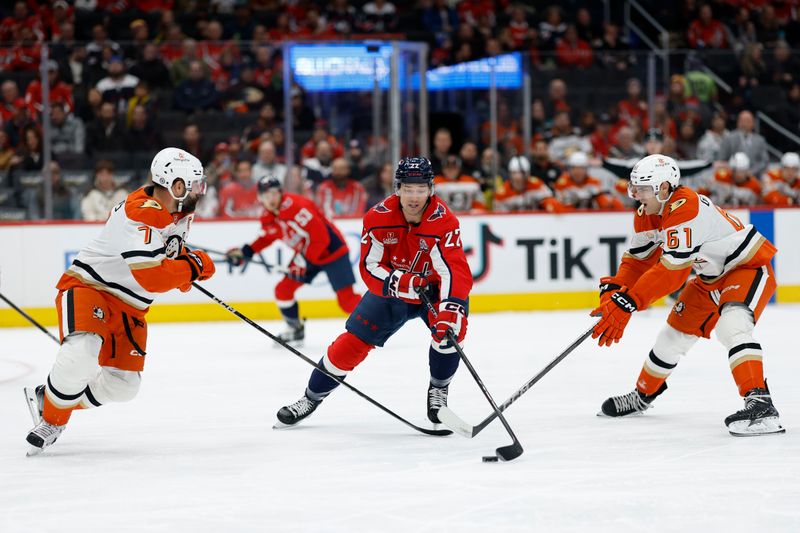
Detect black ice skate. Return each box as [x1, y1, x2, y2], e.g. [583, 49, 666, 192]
[599, 382, 668, 417]
[427, 383, 449, 424]
[275, 319, 305, 347]
[274, 394, 320, 428]
[23, 384, 45, 425]
[725, 385, 785, 437]
[26, 420, 65, 456]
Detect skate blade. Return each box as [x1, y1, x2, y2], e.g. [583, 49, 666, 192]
[23, 387, 41, 425]
[596, 410, 645, 418]
[26, 445, 44, 457]
[272, 420, 298, 430]
[728, 417, 786, 437]
[273, 340, 304, 349]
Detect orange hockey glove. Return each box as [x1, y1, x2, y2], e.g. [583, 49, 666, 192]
[590, 289, 639, 347]
[178, 249, 216, 282]
[598, 276, 622, 306]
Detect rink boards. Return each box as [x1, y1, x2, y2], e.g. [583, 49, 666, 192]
[1, 207, 798, 327]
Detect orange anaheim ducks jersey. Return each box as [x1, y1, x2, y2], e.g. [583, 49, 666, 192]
[762, 168, 800, 206]
[553, 172, 623, 209]
[57, 187, 197, 312]
[611, 186, 776, 309]
[433, 174, 486, 213]
[493, 177, 566, 213]
[710, 168, 762, 207]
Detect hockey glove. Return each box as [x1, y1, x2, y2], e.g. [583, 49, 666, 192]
[383, 270, 428, 301]
[432, 300, 468, 345]
[287, 263, 307, 281]
[226, 244, 254, 268]
[591, 290, 638, 347]
[178, 249, 216, 282]
[598, 276, 622, 306]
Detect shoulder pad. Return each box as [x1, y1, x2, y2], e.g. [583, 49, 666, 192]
[124, 190, 172, 228]
[662, 188, 699, 227]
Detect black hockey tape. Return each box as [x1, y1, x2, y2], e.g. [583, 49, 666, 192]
[482, 456, 499, 462]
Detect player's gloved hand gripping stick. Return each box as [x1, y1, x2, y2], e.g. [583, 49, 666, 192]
[186, 243, 291, 276]
[417, 288, 523, 462]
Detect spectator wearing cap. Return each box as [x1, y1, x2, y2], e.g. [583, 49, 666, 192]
[554, 151, 622, 210]
[697, 111, 729, 162]
[430, 128, 453, 176]
[710, 152, 761, 207]
[434, 155, 486, 214]
[126, 105, 162, 152]
[547, 111, 592, 165]
[80, 160, 127, 221]
[253, 140, 287, 184]
[617, 78, 647, 126]
[50, 102, 85, 157]
[590, 113, 615, 158]
[555, 24, 593, 69]
[218, 159, 262, 218]
[608, 126, 644, 160]
[24, 60, 74, 119]
[173, 60, 219, 113]
[96, 56, 140, 112]
[130, 44, 172, 90]
[86, 102, 126, 156]
[315, 158, 367, 218]
[687, 3, 728, 49]
[763, 152, 800, 206]
[124, 18, 150, 62]
[346, 139, 374, 182]
[718, 110, 768, 176]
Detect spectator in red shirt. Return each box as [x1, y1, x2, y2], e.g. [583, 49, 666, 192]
[0, 80, 25, 124]
[688, 3, 728, 49]
[617, 78, 647, 126]
[25, 60, 74, 119]
[300, 122, 345, 161]
[218, 159, 263, 218]
[507, 4, 531, 49]
[591, 113, 615, 158]
[0, 1, 44, 42]
[315, 158, 367, 218]
[556, 24, 593, 68]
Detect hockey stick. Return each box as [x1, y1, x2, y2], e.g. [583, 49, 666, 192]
[0, 291, 59, 344]
[437, 322, 597, 438]
[191, 282, 452, 437]
[186, 243, 290, 275]
[418, 290, 523, 462]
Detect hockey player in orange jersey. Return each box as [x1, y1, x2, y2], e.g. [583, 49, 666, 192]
[763, 152, 800, 206]
[493, 156, 567, 213]
[433, 154, 486, 213]
[591, 154, 784, 436]
[24, 147, 216, 454]
[553, 151, 623, 210]
[709, 152, 762, 207]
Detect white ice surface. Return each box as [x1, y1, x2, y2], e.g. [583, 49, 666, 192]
[2, 305, 799, 532]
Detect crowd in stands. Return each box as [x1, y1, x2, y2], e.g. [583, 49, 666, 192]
[1, 1, 800, 221]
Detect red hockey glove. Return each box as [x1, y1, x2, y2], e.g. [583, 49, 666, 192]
[432, 300, 468, 345]
[590, 290, 638, 347]
[178, 249, 216, 282]
[383, 270, 428, 301]
[226, 244, 254, 268]
[286, 257, 307, 281]
[598, 276, 622, 306]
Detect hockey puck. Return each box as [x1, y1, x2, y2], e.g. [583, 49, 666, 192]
[482, 455, 499, 462]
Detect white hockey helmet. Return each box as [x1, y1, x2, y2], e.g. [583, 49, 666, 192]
[729, 152, 750, 171]
[628, 153, 680, 201]
[508, 155, 530, 174]
[781, 152, 800, 168]
[567, 151, 589, 167]
[150, 147, 207, 201]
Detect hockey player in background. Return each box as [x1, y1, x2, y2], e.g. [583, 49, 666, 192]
[275, 157, 473, 427]
[493, 155, 567, 213]
[591, 154, 783, 436]
[225, 176, 360, 344]
[709, 152, 762, 207]
[24, 148, 216, 454]
[763, 152, 800, 206]
[554, 151, 623, 209]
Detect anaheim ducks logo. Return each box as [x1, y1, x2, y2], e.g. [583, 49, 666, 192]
[669, 198, 687, 212]
[673, 300, 685, 316]
[164, 235, 183, 259]
[141, 199, 162, 210]
[637, 204, 645, 216]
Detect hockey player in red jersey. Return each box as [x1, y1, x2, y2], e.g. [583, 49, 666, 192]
[24, 147, 216, 454]
[225, 177, 360, 344]
[275, 157, 473, 427]
[592, 154, 783, 436]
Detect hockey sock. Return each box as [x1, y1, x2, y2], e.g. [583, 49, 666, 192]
[280, 302, 301, 328]
[42, 393, 80, 426]
[428, 345, 459, 388]
[306, 357, 344, 401]
[636, 325, 698, 395]
[306, 332, 374, 401]
[716, 305, 766, 396]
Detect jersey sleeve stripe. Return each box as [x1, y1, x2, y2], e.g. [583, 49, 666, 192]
[658, 256, 693, 270]
[429, 242, 452, 300]
[128, 260, 163, 271]
[628, 241, 658, 256]
[121, 247, 167, 259]
[71, 259, 154, 305]
[722, 226, 758, 267]
[364, 233, 390, 281]
[662, 245, 701, 259]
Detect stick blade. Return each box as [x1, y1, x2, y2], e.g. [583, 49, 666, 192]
[496, 443, 524, 462]
[436, 406, 475, 438]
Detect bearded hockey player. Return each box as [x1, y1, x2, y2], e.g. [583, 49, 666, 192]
[591, 153, 783, 436]
[275, 157, 473, 427]
[24, 148, 216, 454]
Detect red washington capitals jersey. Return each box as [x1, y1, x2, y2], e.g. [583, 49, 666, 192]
[360, 194, 472, 302]
[249, 193, 348, 265]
